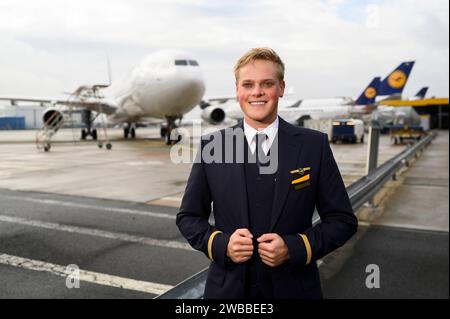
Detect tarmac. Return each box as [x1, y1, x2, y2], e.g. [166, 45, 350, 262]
[0, 126, 447, 298]
[0, 126, 406, 205]
[322, 131, 449, 298]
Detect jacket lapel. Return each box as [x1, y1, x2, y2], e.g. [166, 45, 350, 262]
[269, 118, 303, 231]
[230, 121, 249, 228]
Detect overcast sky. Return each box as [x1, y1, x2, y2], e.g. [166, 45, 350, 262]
[0, 0, 448, 101]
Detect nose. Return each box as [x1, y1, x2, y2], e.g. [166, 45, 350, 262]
[251, 84, 265, 97]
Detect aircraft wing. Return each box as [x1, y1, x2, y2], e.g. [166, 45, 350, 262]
[0, 96, 57, 105]
[0, 96, 117, 115]
[199, 97, 236, 109]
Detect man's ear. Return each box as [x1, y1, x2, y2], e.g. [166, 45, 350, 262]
[280, 80, 286, 97]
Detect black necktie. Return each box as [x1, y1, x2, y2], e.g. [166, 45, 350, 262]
[255, 133, 268, 167]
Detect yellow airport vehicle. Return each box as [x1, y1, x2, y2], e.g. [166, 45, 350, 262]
[388, 124, 425, 144]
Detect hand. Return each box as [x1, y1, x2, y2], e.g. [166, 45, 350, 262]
[227, 228, 254, 263]
[257, 233, 290, 267]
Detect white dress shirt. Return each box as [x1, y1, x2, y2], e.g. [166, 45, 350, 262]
[243, 117, 279, 155]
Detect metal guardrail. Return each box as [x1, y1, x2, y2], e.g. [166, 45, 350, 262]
[347, 132, 435, 213]
[157, 132, 436, 299]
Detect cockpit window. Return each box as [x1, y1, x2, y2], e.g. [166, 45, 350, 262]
[175, 60, 188, 66]
[175, 59, 199, 66]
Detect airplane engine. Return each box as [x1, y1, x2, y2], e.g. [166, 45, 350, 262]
[42, 107, 64, 131]
[201, 106, 226, 125]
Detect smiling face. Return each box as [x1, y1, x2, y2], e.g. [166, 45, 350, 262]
[236, 59, 285, 129]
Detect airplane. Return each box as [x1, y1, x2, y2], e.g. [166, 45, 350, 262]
[372, 61, 446, 108]
[0, 50, 206, 150]
[367, 60, 448, 110]
[414, 87, 428, 99]
[376, 61, 415, 99]
[279, 77, 381, 125]
[200, 76, 381, 126]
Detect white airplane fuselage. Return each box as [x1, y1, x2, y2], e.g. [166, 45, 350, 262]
[278, 105, 351, 123]
[224, 99, 351, 123]
[103, 50, 205, 123]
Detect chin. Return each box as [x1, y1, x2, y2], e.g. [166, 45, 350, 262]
[249, 115, 273, 124]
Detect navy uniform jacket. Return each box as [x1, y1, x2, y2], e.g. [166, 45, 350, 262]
[176, 117, 358, 299]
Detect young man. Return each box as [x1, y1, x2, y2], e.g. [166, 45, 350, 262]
[176, 48, 357, 299]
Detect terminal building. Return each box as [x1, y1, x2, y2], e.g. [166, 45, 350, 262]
[0, 104, 84, 130]
[0, 104, 43, 130]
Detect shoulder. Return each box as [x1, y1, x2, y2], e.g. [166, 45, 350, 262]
[200, 122, 244, 144]
[280, 118, 327, 142]
[295, 126, 326, 140]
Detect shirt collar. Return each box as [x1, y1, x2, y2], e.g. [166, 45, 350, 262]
[243, 116, 279, 145]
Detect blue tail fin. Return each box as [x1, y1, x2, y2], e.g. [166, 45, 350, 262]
[354, 77, 381, 105]
[378, 61, 415, 96]
[415, 87, 428, 99]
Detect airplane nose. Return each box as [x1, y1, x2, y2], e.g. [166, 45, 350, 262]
[180, 76, 205, 102]
[164, 74, 205, 116]
[191, 77, 206, 97]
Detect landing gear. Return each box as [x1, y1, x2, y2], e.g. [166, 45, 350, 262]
[163, 116, 182, 145]
[81, 128, 97, 140]
[80, 110, 111, 150]
[80, 110, 98, 140]
[160, 126, 168, 138]
[123, 123, 136, 139]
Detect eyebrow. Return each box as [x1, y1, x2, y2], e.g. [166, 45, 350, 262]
[241, 79, 276, 83]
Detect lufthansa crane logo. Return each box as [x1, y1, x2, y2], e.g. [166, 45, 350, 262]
[364, 87, 377, 99]
[388, 70, 407, 89]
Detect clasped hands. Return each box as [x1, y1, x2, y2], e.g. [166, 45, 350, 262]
[226, 228, 290, 267]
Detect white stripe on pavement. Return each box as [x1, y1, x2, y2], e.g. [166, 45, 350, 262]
[0, 194, 176, 220]
[159, 196, 183, 202]
[0, 253, 173, 295]
[0, 215, 193, 251]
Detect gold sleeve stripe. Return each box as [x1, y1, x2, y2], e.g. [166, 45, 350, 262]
[299, 234, 312, 265]
[208, 231, 223, 261]
[291, 174, 310, 185]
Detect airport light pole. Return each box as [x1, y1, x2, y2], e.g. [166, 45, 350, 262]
[365, 120, 381, 206]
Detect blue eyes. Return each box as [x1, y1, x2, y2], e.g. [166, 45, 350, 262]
[242, 83, 274, 88]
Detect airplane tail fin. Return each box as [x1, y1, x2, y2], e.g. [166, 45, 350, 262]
[354, 77, 381, 105]
[415, 87, 428, 99]
[378, 61, 415, 96]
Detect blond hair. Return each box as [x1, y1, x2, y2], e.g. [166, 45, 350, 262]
[234, 47, 285, 81]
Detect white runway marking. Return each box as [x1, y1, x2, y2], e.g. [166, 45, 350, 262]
[0, 194, 176, 220]
[0, 215, 193, 251]
[0, 253, 173, 295]
[125, 160, 165, 166]
[159, 196, 183, 202]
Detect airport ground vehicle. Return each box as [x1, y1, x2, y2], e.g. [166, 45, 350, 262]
[388, 124, 425, 144]
[303, 119, 333, 140]
[331, 118, 364, 143]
